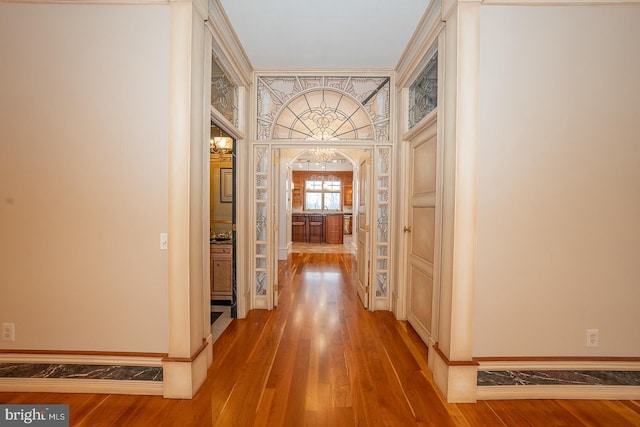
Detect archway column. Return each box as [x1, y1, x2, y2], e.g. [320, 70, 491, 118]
[429, 0, 481, 403]
[164, 0, 211, 399]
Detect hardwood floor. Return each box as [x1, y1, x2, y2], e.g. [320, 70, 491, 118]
[1, 252, 639, 426]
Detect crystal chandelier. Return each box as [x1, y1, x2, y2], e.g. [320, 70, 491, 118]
[309, 147, 336, 163]
[210, 136, 233, 154]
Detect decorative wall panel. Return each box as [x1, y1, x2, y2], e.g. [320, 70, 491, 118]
[375, 146, 391, 297]
[257, 76, 391, 141]
[408, 52, 438, 129]
[254, 145, 269, 296]
[211, 55, 239, 127]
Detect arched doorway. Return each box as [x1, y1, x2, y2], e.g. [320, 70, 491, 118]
[249, 75, 394, 312]
[285, 149, 358, 253]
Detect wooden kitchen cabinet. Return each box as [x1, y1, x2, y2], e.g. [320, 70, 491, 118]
[210, 244, 232, 301]
[292, 176, 304, 210]
[343, 184, 353, 207]
[324, 213, 344, 244]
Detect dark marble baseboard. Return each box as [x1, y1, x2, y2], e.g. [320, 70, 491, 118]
[0, 363, 162, 381]
[478, 370, 640, 386]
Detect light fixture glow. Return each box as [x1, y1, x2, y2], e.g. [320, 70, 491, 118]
[309, 147, 336, 163]
[210, 136, 233, 154]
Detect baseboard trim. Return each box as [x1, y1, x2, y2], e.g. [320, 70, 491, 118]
[162, 339, 208, 363]
[475, 359, 640, 400]
[0, 349, 166, 358]
[0, 352, 164, 367]
[374, 297, 389, 311]
[0, 378, 163, 395]
[254, 295, 268, 309]
[0, 352, 164, 396]
[476, 385, 640, 400]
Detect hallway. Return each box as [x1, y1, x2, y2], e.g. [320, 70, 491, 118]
[1, 253, 639, 425]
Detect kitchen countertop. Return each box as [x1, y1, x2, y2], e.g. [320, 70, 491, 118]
[210, 239, 232, 245]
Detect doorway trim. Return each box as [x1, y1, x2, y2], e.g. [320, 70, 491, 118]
[249, 141, 393, 312]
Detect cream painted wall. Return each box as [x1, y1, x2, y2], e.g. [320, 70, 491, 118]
[475, 6, 640, 357]
[0, 3, 170, 352]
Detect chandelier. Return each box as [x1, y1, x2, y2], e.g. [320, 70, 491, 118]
[210, 125, 233, 156]
[309, 147, 336, 163]
[210, 136, 233, 154]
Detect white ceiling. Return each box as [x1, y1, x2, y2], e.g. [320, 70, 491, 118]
[218, 0, 430, 69]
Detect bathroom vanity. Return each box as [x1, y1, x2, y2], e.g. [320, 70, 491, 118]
[210, 241, 232, 301]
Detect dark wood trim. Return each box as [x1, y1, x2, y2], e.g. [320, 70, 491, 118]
[474, 356, 640, 363]
[162, 339, 208, 363]
[432, 343, 479, 366]
[0, 349, 167, 358]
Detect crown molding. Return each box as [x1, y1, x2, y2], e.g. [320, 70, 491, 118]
[207, 0, 252, 87]
[396, 0, 443, 88]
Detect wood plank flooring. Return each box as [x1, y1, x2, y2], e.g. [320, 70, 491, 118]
[1, 252, 639, 426]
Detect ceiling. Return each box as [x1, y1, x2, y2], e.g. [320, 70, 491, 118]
[217, 0, 430, 69]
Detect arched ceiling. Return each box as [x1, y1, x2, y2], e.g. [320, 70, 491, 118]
[217, 0, 430, 69]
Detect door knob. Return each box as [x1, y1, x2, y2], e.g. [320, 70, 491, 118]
[404, 226, 412, 233]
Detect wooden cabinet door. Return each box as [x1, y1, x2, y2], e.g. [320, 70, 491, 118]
[344, 184, 353, 207]
[211, 245, 232, 300]
[325, 214, 344, 244]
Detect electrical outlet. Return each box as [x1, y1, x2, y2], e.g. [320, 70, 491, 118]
[587, 329, 599, 347]
[2, 323, 15, 341]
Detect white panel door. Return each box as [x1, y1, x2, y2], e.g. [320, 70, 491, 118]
[407, 122, 438, 344]
[356, 153, 370, 308]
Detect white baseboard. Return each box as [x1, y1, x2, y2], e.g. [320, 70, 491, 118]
[253, 295, 268, 309]
[477, 360, 640, 371]
[477, 385, 640, 400]
[374, 297, 389, 311]
[476, 359, 640, 400]
[0, 353, 163, 367]
[0, 378, 163, 395]
[279, 246, 289, 260]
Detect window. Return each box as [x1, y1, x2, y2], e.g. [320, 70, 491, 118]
[408, 51, 438, 129]
[304, 177, 342, 211]
[256, 75, 391, 141]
